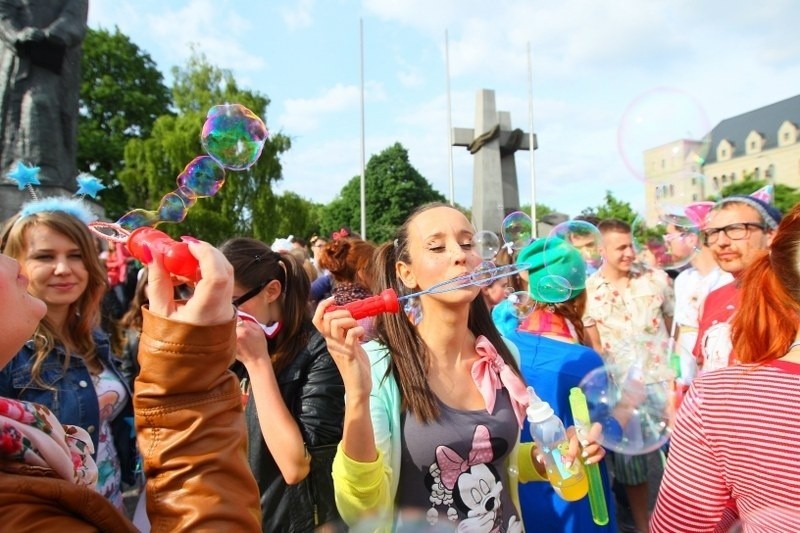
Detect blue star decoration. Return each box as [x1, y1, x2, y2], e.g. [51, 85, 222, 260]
[75, 174, 106, 198]
[7, 161, 40, 190]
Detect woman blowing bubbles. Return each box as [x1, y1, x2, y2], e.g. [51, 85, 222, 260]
[314, 203, 605, 531]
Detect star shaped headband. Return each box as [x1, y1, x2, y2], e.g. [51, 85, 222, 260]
[6, 163, 106, 224]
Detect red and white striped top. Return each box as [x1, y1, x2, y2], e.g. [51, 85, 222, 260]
[651, 360, 800, 532]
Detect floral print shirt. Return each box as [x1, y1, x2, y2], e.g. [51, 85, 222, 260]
[92, 366, 128, 509]
[584, 267, 674, 376]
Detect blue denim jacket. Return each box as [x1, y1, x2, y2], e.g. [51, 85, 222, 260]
[0, 330, 137, 484]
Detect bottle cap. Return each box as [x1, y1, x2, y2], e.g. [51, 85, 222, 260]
[526, 386, 554, 423]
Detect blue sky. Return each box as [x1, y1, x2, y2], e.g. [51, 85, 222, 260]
[88, 0, 800, 218]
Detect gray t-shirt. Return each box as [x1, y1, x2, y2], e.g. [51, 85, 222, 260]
[396, 388, 523, 532]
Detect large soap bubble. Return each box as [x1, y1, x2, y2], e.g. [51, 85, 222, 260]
[579, 335, 677, 455]
[632, 206, 703, 271]
[471, 230, 501, 260]
[548, 220, 602, 273]
[617, 86, 711, 182]
[501, 211, 534, 250]
[201, 103, 268, 170]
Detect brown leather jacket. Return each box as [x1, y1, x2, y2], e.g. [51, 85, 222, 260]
[0, 309, 261, 532]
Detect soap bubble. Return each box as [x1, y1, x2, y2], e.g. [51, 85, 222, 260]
[548, 221, 602, 273]
[117, 209, 159, 231]
[632, 207, 702, 271]
[201, 103, 268, 170]
[177, 156, 226, 197]
[579, 336, 677, 455]
[471, 260, 497, 287]
[534, 274, 573, 303]
[501, 211, 533, 250]
[617, 87, 711, 182]
[472, 230, 501, 260]
[506, 290, 536, 319]
[157, 189, 197, 223]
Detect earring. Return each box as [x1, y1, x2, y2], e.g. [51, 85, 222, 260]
[404, 296, 422, 325]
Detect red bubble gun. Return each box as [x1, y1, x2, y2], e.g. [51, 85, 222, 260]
[326, 288, 400, 319]
[127, 227, 200, 282]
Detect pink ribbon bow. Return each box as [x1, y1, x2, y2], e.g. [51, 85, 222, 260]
[436, 425, 494, 490]
[471, 336, 529, 428]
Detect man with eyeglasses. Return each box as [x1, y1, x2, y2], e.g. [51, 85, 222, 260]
[693, 195, 782, 373]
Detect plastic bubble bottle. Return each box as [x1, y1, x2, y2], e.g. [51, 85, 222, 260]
[526, 387, 589, 502]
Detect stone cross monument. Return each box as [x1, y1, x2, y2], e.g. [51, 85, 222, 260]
[452, 89, 537, 233]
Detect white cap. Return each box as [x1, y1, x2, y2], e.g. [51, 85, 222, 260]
[526, 386, 554, 423]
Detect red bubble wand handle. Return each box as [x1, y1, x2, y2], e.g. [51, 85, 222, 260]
[325, 263, 532, 320]
[88, 222, 201, 282]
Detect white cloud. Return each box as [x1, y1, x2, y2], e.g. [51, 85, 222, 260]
[281, 0, 315, 30]
[278, 81, 386, 134]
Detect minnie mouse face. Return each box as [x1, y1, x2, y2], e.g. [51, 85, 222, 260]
[452, 462, 503, 520]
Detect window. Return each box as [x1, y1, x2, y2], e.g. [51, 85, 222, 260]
[691, 176, 696, 185]
[669, 184, 674, 196]
[754, 167, 760, 179]
[713, 177, 719, 190]
[750, 141, 756, 150]
[661, 159, 665, 169]
[656, 188, 661, 199]
[785, 132, 790, 141]
[692, 194, 699, 201]
[767, 164, 775, 180]
[722, 149, 727, 158]
[731, 172, 736, 182]
[722, 175, 728, 184]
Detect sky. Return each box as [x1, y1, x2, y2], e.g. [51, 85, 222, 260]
[87, 0, 800, 219]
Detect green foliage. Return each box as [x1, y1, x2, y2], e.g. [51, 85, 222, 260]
[78, 27, 172, 219]
[319, 143, 446, 243]
[712, 176, 800, 215]
[519, 203, 555, 220]
[118, 52, 290, 245]
[272, 192, 324, 242]
[580, 190, 638, 224]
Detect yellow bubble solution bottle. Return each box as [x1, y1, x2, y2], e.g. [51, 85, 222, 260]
[526, 387, 589, 502]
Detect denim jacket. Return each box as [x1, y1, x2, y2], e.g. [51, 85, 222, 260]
[0, 329, 137, 485]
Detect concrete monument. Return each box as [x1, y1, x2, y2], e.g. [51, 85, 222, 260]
[0, 0, 88, 221]
[453, 89, 537, 233]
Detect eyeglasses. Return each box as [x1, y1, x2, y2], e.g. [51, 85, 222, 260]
[232, 281, 269, 307]
[702, 222, 766, 245]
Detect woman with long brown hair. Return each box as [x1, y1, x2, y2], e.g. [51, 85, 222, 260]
[0, 210, 136, 509]
[651, 203, 800, 532]
[219, 237, 345, 532]
[315, 203, 605, 530]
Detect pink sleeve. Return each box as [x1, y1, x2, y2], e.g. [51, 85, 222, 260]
[650, 381, 730, 532]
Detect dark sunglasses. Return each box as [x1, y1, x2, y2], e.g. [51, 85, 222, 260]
[232, 280, 270, 307]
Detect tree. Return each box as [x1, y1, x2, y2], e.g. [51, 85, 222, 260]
[580, 191, 638, 224]
[319, 143, 445, 243]
[713, 176, 800, 215]
[79, 27, 172, 219]
[519, 203, 556, 220]
[119, 52, 291, 245]
[273, 192, 323, 242]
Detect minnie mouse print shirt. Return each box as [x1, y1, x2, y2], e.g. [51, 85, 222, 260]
[396, 388, 523, 532]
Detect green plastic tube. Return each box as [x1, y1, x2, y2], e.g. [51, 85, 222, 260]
[569, 387, 609, 526]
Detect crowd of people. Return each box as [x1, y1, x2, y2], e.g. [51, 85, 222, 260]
[0, 189, 798, 532]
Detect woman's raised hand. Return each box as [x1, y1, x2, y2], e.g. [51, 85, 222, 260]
[147, 239, 235, 326]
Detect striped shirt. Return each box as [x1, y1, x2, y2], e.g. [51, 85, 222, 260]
[651, 360, 800, 532]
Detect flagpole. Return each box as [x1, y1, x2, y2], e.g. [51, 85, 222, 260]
[359, 18, 367, 239]
[445, 29, 454, 206]
[527, 41, 537, 238]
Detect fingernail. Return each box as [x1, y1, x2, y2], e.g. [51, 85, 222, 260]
[140, 243, 153, 264]
[581, 440, 590, 447]
[180, 235, 200, 243]
[564, 460, 573, 469]
[582, 450, 589, 459]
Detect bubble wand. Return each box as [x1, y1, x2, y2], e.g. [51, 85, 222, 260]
[89, 104, 268, 281]
[569, 387, 609, 526]
[327, 263, 532, 319]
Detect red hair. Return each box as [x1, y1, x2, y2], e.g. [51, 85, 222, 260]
[732, 204, 800, 364]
